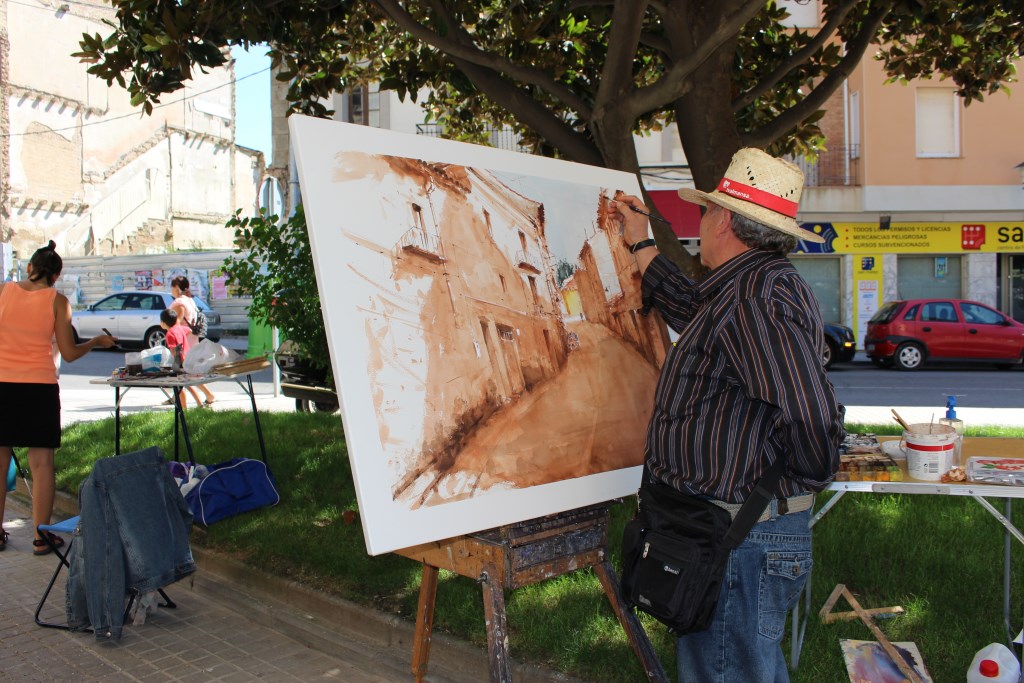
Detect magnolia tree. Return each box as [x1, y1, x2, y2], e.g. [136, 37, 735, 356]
[76, 1, 1023, 369]
[77, 0, 1023, 266]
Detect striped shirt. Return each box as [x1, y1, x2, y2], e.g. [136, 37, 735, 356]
[641, 249, 844, 503]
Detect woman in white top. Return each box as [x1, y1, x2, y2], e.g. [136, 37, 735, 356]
[170, 276, 215, 407]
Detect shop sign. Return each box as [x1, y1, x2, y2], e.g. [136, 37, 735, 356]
[794, 222, 1024, 254]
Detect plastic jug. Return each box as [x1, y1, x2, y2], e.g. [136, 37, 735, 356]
[967, 643, 1020, 683]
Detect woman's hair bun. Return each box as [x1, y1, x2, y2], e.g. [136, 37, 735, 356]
[46, 240, 56, 250]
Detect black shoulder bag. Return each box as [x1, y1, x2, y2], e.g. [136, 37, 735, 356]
[619, 458, 786, 634]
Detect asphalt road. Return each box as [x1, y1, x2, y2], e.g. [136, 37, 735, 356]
[826, 355, 1024, 409]
[59, 341, 1023, 412]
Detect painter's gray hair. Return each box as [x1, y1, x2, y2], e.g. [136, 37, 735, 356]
[729, 212, 798, 255]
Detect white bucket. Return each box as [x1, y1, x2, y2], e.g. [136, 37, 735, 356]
[903, 423, 957, 481]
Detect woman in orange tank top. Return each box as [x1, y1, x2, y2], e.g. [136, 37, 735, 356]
[0, 241, 116, 554]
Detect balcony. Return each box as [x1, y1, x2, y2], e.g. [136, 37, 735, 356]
[398, 228, 446, 263]
[416, 123, 533, 154]
[788, 145, 860, 187]
[514, 250, 542, 273]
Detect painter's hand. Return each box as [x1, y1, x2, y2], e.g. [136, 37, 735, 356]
[611, 195, 652, 246]
[94, 334, 117, 349]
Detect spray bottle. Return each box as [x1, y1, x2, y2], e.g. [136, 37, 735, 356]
[938, 395, 964, 469]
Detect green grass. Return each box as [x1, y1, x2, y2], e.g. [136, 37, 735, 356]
[53, 413, 1024, 682]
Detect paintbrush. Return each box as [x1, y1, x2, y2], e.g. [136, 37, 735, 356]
[891, 409, 911, 431]
[610, 199, 672, 225]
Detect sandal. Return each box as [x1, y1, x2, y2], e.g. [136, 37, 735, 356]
[203, 399, 215, 407]
[0, 529, 8, 551]
[33, 531, 64, 556]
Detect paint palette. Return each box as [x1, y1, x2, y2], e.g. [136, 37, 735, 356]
[839, 433, 882, 455]
[966, 457, 1024, 486]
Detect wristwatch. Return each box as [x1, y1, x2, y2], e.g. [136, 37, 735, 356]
[629, 238, 657, 254]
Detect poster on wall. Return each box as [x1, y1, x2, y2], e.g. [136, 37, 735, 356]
[187, 269, 209, 300]
[135, 270, 153, 290]
[290, 115, 667, 554]
[211, 274, 229, 300]
[111, 275, 124, 293]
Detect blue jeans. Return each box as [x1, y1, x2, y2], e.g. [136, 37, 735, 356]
[676, 504, 812, 683]
[66, 447, 195, 639]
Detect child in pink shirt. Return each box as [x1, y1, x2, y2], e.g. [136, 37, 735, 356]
[160, 308, 202, 408]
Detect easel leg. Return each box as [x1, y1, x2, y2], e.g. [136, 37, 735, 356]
[594, 561, 669, 683]
[412, 564, 439, 683]
[480, 564, 513, 683]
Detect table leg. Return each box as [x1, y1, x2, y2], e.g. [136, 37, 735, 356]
[174, 388, 197, 466]
[173, 388, 180, 460]
[115, 386, 122, 455]
[246, 375, 268, 463]
[1005, 498, 1013, 646]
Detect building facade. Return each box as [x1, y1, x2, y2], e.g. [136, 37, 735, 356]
[265, 0, 1023, 346]
[0, 0, 262, 279]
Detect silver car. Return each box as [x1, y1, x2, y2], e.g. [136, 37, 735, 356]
[71, 290, 223, 348]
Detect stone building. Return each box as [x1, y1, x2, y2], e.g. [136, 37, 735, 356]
[0, 0, 262, 276]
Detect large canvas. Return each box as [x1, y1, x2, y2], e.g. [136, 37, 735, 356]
[290, 116, 667, 554]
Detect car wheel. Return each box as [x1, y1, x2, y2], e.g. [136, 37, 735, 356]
[822, 340, 836, 369]
[145, 327, 166, 348]
[295, 399, 312, 413]
[313, 401, 339, 413]
[893, 342, 925, 371]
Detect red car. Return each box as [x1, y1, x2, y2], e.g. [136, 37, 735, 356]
[865, 299, 1024, 370]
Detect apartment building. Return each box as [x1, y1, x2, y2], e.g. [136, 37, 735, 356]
[0, 0, 262, 279]
[266, 1, 1023, 345]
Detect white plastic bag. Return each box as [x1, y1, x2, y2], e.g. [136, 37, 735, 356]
[140, 346, 172, 372]
[183, 339, 239, 375]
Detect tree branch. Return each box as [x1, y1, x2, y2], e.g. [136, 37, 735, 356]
[371, 0, 595, 118]
[732, 0, 861, 113]
[592, 1, 649, 119]
[451, 56, 605, 167]
[742, 0, 896, 148]
[627, 0, 764, 118]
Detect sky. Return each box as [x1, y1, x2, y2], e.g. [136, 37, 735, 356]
[231, 45, 273, 159]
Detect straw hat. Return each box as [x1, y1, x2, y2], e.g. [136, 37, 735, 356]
[678, 148, 823, 244]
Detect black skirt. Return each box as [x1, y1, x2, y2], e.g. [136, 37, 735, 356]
[0, 382, 61, 448]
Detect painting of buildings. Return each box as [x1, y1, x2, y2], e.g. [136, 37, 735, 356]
[291, 116, 667, 554]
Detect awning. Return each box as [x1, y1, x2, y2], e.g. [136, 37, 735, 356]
[647, 190, 702, 239]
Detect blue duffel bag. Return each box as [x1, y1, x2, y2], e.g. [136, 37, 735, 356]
[184, 458, 280, 526]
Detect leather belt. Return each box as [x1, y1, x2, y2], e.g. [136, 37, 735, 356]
[711, 493, 815, 523]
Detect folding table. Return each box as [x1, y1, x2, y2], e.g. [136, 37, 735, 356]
[91, 367, 269, 465]
[790, 436, 1024, 669]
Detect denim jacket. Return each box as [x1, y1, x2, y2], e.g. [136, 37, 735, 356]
[66, 447, 195, 640]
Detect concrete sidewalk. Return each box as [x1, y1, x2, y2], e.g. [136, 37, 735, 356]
[1, 494, 579, 683]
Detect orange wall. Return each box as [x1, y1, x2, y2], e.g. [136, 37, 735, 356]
[856, 57, 1024, 187]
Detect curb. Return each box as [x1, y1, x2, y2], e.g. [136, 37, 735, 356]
[21, 485, 590, 683]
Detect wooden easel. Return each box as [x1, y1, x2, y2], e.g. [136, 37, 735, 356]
[395, 503, 668, 682]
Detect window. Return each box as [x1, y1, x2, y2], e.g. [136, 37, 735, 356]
[961, 302, 1004, 325]
[344, 86, 381, 127]
[903, 304, 919, 320]
[920, 302, 957, 322]
[412, 203, 426, 233]
[849, 91, 860, 158]
[95, 294, 129, 311]
[916, 88, 960, 157]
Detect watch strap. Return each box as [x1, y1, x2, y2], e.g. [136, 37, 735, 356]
[629, 238, 657, 253]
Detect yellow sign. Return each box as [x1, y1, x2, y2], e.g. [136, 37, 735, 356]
[803, 222, 1024, 254]
[852, 255, 884, 347]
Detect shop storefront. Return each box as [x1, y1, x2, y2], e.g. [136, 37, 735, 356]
[793, 221, 1024, 346]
